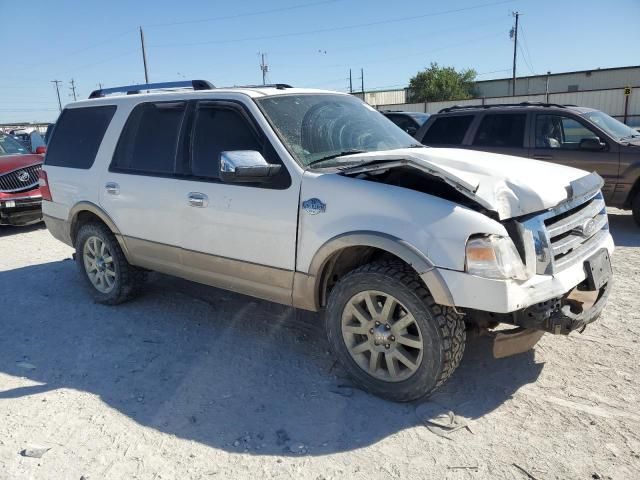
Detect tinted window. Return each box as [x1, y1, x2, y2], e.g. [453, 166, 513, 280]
[191, 106, 261, 179]
[0, 133, 29, 155]
[473, 114, 526, 148]
[422, 115, 474, 145]
[386, 114, 417, 133]
[112, 102, 186, 174]
[536, 114, 598, 149]
[45, 106, 116, 168]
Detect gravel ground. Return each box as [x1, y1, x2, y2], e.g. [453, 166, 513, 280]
[0, 209, 639, 480]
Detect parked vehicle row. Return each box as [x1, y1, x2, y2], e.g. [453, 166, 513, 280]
[42, 81, 613, 401]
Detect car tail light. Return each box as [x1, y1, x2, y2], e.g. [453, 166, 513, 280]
[39, 169, 53, 201]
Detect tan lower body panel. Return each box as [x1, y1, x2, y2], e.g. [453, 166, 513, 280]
[123, 236, 295, 307]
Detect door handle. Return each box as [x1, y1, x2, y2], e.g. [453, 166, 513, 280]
[533, 154, 553, 160]
[188, 192, 209, 208]
[105, 182, 120, 195]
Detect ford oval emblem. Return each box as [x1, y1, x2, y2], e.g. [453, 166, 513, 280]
[17, 171, 30, 183]
[574, 218, 597, 237]
[302, 198, 326, 215]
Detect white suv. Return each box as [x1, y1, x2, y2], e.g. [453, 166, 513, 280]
[41, 80, 614, 401]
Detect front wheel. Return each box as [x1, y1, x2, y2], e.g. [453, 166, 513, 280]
[325, 262, 466, 402]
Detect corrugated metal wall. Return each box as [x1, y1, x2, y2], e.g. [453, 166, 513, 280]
[376, 88, 639, 125]
[364, 89, 406, 105]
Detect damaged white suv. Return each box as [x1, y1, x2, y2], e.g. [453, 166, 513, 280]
[42, 81, 614, 401]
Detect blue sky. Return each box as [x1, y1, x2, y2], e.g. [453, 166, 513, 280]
[2, 0, 639, 123]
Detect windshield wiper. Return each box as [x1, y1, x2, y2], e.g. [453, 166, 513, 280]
[620, 133, 640, 141]
[306, 149, 366, 168]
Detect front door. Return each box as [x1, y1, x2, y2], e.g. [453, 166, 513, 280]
[178, 100, 300, 305]
[530, 113, 619, 201]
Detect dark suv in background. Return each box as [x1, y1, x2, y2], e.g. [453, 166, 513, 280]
[416, 103, 640, 225]
[382, 111, 430, 136]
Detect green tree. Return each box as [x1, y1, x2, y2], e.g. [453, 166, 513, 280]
[407, 63, 477, 103]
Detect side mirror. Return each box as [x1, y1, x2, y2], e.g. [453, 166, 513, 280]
[35, 146, 47, 155]
[579, 137, 605, 151]
[219, 150, 281, 183]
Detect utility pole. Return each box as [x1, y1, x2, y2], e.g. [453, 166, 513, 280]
[510, 11, 519, 96]
[69, 78, 77, 101]
[349, 69, 353, 93]
[139, 26, 150, 84]
[51, 80, 62, 112]
[360, 68, 364, 94]
[259, 52, 269, 85]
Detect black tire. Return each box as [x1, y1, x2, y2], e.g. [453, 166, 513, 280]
[325, 261, 466, 402]
[632, 192, 640, 227]
[74, 222, 147, 305]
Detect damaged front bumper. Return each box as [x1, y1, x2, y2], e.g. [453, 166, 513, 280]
[431, 232, 614, 335]
[0, 196, 43, 226]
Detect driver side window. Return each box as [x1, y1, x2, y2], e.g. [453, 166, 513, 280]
[191, 106, 262, 180]
[535, 114, 598, 150]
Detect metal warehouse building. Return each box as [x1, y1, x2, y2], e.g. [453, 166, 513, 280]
[475, 65, 640, 97]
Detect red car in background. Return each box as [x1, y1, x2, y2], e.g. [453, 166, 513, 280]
[0, 132, 45, 226]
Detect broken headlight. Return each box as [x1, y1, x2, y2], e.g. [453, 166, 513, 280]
[465, 234, 529, 280]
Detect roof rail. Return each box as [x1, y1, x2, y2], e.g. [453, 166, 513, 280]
[438, 102, 575, 113]
[88, 80, 215, 99]
[230, 83, 293, 89]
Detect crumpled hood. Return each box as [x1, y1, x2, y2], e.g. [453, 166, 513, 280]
[338, 147, 602, 219]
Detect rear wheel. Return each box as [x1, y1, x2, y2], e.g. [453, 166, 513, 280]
[325, 261, 466, 402]
[75, 223, 146, 304]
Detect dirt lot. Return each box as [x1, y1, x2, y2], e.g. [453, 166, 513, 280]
[1, 210, 639, 480]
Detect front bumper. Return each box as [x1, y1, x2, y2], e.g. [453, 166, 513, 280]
[0, 195, 43, 226]
[432, 232, 614, 314]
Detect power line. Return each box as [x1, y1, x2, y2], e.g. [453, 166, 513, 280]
[145, 0, 342, 28]
[150, 0, 515, 48]
[518, 23, 536, 74]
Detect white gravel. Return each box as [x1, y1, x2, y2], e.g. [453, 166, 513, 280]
[0, 209, 639, 480]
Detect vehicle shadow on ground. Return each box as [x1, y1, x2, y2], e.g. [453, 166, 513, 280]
[0, 260, 542, 456]
[0, 222, 45, 238]
[607, 211, 640, 247]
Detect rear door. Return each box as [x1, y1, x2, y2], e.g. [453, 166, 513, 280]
[177, 100, 299, 304]
[99, 101, 187, 272]
[468, 112, 529, 158]
[530, 113, 619, 200]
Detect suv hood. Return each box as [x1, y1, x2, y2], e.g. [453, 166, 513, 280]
[0, 154, 43, 174]
[338, 148, 603, 220]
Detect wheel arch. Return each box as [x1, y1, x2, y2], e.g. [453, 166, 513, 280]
[68, 202, 131, 260]
[292, 231, 453, 311]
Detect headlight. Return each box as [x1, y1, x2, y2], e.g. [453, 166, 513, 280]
[465, 234, 528, 280]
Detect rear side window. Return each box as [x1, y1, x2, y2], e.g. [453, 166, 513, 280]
[191, 106, 262, 179]
[45, 106, 116, 168]
[112, 102, 186, 174]
[473, 113, 526, 148]
[422, 115, 474, 145]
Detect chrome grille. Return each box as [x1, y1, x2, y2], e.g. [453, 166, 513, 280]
[0, 164, 42, 193]
[519, 192, 608, 275]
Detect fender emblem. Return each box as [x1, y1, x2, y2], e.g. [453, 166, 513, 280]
[302, 198, 326, 215]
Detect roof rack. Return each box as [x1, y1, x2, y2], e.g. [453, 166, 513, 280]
[88, 80, 215, 99]
[438, 102, 575, 113]
[231, 83, 293, 89]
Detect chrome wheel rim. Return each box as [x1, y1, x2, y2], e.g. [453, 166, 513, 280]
[83, 236, 116, 294]
[341, 290, 424, 382]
